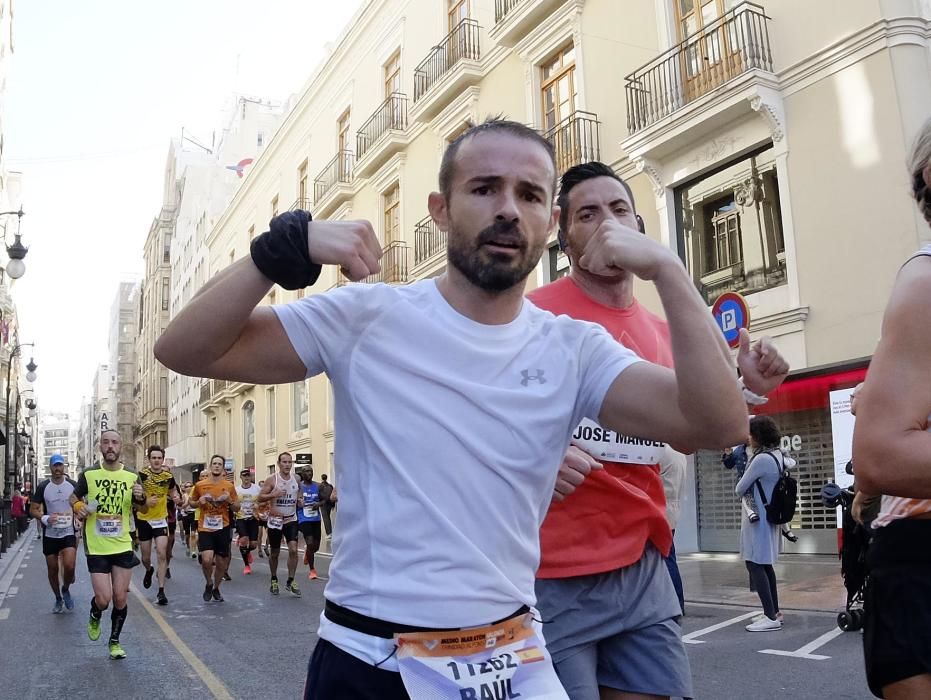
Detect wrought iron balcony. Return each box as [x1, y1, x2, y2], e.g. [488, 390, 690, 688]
[364, 241, 410, 284]
[289, 197, 312, 212]
[313, 150, 354, 204]
[357, 93, 409, 162]
[625, 2, 773, 134]
[495, 0, 523, 23]
[543, 111, 601, 174]
[413, 215, 447, 266]
[413, 19, 481, 103]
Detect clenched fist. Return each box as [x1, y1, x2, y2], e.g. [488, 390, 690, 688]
[307, 219, 383, 281]
[553, 445, 603, 503]
[577, 219, 679, 281]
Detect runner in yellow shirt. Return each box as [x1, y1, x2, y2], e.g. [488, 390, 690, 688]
[137, 445, 181, 605]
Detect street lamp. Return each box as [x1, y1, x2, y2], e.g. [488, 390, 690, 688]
[3, 343, 35, 496]
[0, 210, 28, 280]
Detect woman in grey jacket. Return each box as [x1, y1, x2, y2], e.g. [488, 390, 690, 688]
[736, 415, 784, 631]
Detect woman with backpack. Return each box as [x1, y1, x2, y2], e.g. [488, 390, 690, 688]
[736, 415, 785, 632]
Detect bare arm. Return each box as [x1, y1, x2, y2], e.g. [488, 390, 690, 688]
[29, 501, 43, 519]
[595, 247, 747, 450]
[853, 257, 931, 496]
[154, 220, 382, 383]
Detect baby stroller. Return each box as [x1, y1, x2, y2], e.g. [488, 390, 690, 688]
[820, 478, 871, 632]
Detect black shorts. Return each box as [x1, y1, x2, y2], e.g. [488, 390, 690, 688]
[299, 520, 322, 541]
[136, 519, 169, 542]
[43, 535, 77, 557]
[235, 518, 259, 541]
[182, 513, 196, 531]
[86, 551, 140, 574]
[268, 520, 300, 549]
[198, 527, 232, 557]
[864, 519, 931, 696]
[168, 520, 177, 536]
[304, 639, 407, 699]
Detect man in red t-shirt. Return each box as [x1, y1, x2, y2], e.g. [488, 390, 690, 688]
[529, 162, 789, 700]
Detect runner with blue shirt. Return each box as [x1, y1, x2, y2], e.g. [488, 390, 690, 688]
[297, 466, 323, 581]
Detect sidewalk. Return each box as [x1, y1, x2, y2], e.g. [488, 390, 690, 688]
[679, 552, 848, 613]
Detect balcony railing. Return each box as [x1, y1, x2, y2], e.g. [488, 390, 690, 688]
[199, 381, 210, 405]
[625, 2, 773, 134]
[414, 215, 447, 266]
[290, 197, 312, 212]
[313, 151, 354, 203]
[365, 241, 410, 284]
[494, 0, 523, 23]
[357, 93, 408, 161]
[413, 18, 481, 103]
[544, 111, 601, 174]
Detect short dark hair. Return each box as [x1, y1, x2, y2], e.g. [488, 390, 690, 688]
[557, 161, 636, 249]
[277, 451, 292, 463]
[749, 415, 781, 450]
[147, 445, 164, 459]
[438, 116, 557, 199]
[209, 453, 226, 465]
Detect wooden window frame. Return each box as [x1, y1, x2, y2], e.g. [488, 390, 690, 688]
[540, 44, 577, 133]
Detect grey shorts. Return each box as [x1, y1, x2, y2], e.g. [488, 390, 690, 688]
[535, 544, 692, 699]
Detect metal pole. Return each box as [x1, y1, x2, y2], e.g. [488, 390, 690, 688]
[12, 391, 19, 492]
[3, 347, 16, 498]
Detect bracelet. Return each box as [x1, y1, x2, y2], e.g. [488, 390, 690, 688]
[250, 210, 322, 290]
[740, 380, 769, 406]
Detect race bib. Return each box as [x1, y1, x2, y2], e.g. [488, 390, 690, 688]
[203, 515, 224, 531]
[95, 516, 123, 538]
[571, 418, 666, 465]
[51, 513, 73, 529]
[147, 518, 168, 529]
[241, 501, 254, 517]
[396, 613, 567, 700]
[268, 515, 283, 530]
[302, 505, 319, 519]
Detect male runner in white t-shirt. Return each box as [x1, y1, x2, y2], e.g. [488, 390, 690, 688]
[31, 454, 78, 613]
[155, 118, 749, 699]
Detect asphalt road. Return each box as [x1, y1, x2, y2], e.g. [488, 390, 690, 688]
[0, 533, 876, 700]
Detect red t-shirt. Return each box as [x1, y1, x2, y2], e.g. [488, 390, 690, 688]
[528, 276, 675, 579]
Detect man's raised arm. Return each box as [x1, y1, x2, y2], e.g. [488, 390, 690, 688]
[154, 215, 381, 384]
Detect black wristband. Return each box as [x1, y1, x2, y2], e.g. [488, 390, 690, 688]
[250, 209, 322, 290]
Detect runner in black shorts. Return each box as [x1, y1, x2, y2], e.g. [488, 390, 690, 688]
[257, 453, 302, 596]
[31, 455, 79, 614]
[189, 455, 239, 602]
[235, 469, 261, 575]
[297, 467, 323, 581]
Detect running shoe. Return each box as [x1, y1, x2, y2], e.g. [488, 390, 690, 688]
[212, 588, 224, 603]
[745, 617, 782, 632]
[263, 544, 270, 557]
[143, 566, 154, 589]
[223, 572, 232, 582]
[62, 590, 74, 611]
[156, 591, 168, 606]
[244, 565, 252, 575]
[52, 599, 64, 614]
[286, 581, 302, 597]
[308, 568, 318, 581]
[191, 550, 198, 559]
[202, 585, 213, 602]
[270, 579, 280, 596]
[166, 567, 172, 580]
[87, 614, 101, 641]
[108, 642, 127, 660]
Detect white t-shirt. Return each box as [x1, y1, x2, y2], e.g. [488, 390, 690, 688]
[274, 279, 642, 667]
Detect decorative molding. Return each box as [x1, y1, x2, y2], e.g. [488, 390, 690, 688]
[370, 152, 407, 195]
[748, 306, 810, 334]
[430, 86, 481, 141]
[749, 95, 784, 142]
[634, 158, 664, 197]
[332, 202, 354, 221]
[734, 174, 763, 207]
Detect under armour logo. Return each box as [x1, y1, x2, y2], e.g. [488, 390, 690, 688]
[520, 369, 547, 386]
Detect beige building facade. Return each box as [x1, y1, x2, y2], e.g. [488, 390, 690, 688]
[192, 0, 931, 553]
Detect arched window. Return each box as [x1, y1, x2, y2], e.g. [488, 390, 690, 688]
[243, 401, 255, 471]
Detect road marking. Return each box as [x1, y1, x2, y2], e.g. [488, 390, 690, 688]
[130, 583, 235, 700]
[682, 611, 761, 644]
[0, 609, 9, 619]
[758, 628, 845, 660]
[14, 574, 22, 579]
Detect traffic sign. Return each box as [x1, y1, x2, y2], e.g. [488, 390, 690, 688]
[711, 291, 750, 348]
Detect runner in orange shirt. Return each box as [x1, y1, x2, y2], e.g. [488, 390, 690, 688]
[189, 455, 239, 602]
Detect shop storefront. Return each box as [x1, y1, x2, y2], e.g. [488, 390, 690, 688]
[693, 361, 868, 555]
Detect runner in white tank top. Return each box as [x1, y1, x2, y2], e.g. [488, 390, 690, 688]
[257, 452, 305, 597]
